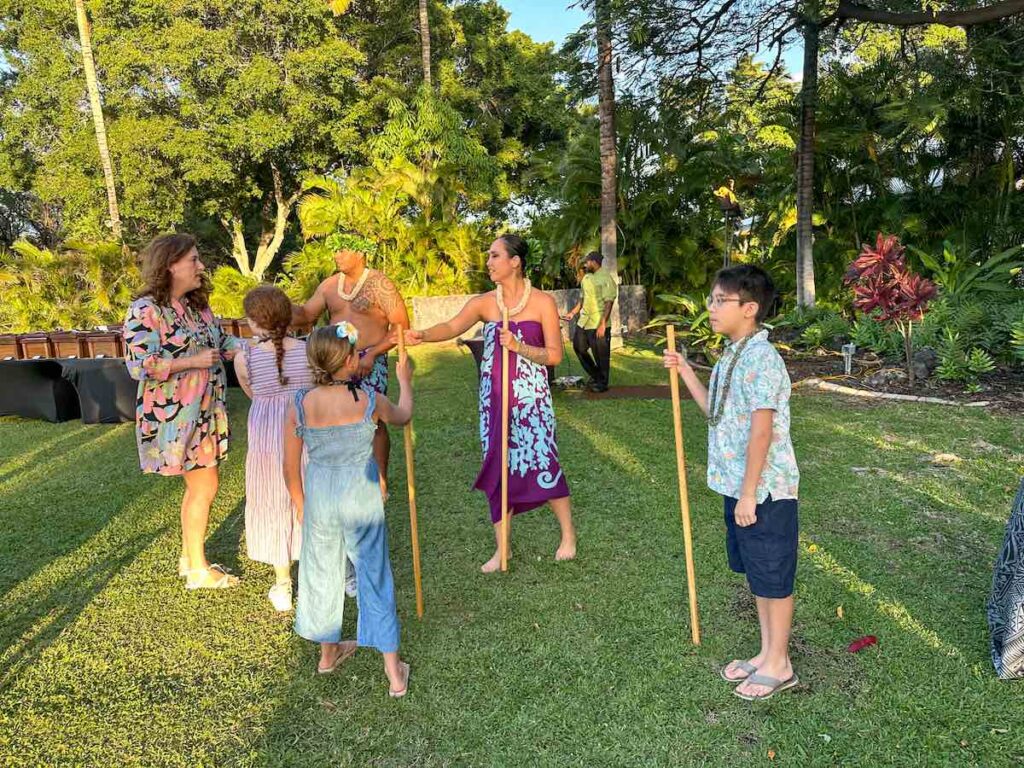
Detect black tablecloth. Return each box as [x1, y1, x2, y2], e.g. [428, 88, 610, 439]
[0, 360, 81, 422]
[60, 359, 137, 423]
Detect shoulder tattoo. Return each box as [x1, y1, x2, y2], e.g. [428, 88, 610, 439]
[355, 271, 402, 314]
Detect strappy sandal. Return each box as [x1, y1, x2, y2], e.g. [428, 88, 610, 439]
[734, 673, 799, 701]
[389, 661, 411, 698]
[317, 641, 358, 675]
[720, 659, 757, 683]
[184, 563, 239, 590]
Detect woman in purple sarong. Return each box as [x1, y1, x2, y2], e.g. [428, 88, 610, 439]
[405, 235, 576, 572]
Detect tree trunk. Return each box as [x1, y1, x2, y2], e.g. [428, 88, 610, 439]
[73, 0, 122, 241]
[251, 165, 298, 279]
[222, 214, 251, 276]
[796, 21, 818, 308]
[419, 0, 432, 88]
[596, 0, 618, 282]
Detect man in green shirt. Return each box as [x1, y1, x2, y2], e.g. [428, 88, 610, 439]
[563, 251, 617, 392]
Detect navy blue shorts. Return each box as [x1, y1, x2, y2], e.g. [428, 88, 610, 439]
[723, 494, 799, 599]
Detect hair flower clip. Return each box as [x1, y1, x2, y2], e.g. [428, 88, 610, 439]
[335, 321, 359, 346]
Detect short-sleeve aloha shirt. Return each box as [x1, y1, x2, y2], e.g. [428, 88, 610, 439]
[706, 329, 799, 502]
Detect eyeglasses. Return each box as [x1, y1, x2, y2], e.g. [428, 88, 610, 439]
[705, 296, 744, 309]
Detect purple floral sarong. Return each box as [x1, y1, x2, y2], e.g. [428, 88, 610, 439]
[473, 320, 570, 523]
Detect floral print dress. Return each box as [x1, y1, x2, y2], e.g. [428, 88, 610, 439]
[473, 320, 570, 523]
[123, 296, 239, 475]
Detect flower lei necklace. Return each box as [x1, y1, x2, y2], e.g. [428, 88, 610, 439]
[707, 329, 760, 427]
[495, 278, 532, 317]
[337, 267, 373, 301]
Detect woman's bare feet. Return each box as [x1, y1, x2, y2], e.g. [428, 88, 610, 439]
[480, 550, 502, 573]
[317, 640, 357, 674]
[555, 533, 577, 561]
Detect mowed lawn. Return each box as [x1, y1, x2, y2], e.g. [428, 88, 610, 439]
[0, 343, 1022, 767]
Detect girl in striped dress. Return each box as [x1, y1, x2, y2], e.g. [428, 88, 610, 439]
[235, 286, 314, 611]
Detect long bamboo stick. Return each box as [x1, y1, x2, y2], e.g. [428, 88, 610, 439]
[666, 325, 701, 645]
[500, 308, 511, 572]
[397, 332, 424, 617]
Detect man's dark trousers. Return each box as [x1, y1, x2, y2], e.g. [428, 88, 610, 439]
[572, 325, 611, 390]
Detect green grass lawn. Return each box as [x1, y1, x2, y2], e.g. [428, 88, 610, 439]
[1, 343, 1023, 767]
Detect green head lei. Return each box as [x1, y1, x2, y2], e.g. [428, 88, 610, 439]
[324, 232, 378, 258]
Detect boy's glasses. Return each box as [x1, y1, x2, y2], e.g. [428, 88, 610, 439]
[706, 296, 744, 309]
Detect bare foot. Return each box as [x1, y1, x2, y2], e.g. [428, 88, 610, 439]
[555, 536, 577, 562]
[480, 550, 502, 573]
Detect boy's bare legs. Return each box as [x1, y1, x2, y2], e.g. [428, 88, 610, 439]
[723, 596, 772, 681]
[735, 596, 794, 696]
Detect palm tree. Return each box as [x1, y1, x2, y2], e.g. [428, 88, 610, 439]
[73, 0, 122, 241]
[419, 0, 432, 88]
[795, 18, 818, 308]
[596, 0, 618, 281]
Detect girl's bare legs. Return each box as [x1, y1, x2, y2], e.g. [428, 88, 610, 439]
[383, 651, 408, 693]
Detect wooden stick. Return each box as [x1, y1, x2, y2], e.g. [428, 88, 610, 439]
[397, 331, 424, 617]
[666, 326, 701, 645]
[500, 308, 511, 572]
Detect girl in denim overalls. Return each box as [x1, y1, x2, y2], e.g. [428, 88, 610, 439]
[283, 322, 413, 696]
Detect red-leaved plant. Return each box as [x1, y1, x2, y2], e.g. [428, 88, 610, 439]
[844, 233, 938, 386]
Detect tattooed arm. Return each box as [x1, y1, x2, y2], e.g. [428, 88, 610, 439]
[357, 272, 409, 357]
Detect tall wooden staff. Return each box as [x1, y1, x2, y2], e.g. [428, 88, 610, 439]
[666, 325, 701, 645]
[500, 308, 511, 572]
[397, 332, 424, 617]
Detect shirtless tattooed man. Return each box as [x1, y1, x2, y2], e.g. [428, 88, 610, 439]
[293, 233, 410, 500]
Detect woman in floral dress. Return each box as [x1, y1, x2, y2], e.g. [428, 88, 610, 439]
[123, 234, 241, 590]
[405, 235, 576, 573]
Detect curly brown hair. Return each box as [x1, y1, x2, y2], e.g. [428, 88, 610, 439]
[306, 325, 357, 386]
[243, 285, 293, 386]
[136, 233, 210, 310]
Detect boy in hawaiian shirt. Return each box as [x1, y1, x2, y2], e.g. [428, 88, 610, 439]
[664, 264, 800, 701]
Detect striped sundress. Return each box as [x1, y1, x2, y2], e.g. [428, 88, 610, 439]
[244, 341, 314, 567]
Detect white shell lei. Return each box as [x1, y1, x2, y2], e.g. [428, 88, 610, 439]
[337, 267, 372, 301]
[495, 278, 532, 317]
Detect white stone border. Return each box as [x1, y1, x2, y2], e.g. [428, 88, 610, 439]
[793, 377, 992, 407]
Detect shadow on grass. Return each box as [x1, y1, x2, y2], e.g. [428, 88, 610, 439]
[0, 432, 148, 608]
[0, 422, 95, 484]
[0, 525, 169, 691]
[206, 497, 246, 577]
[0, 423, 133, 504]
